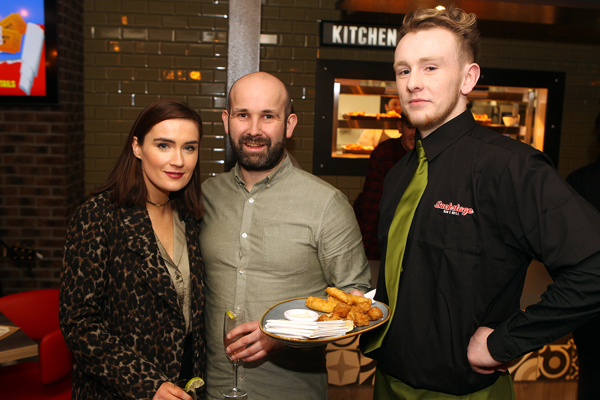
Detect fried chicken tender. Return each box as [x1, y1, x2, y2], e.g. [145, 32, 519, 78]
[347, 310, 370, 327]
[306, 296, 336, 313]
[349, 293, 371, 306]
[317, 314, 343, 322]
[332, 303, 351, 318]
[325, 287, 353, 305]
[367, 306, 384, 321]
[326, 296, 343, 306]
[308, 288, 383, 329]
[351, 302, 371, 313]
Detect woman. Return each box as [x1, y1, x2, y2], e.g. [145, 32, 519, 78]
[60, 100, 206, 400]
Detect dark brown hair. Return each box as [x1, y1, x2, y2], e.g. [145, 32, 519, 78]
[92, 99, 204, 219]
[399, 4, 480, 64]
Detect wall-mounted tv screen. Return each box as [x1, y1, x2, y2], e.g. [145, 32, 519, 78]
[0, 0, 58, 105]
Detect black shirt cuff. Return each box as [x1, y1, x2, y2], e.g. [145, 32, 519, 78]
[487, 323, 520, 363]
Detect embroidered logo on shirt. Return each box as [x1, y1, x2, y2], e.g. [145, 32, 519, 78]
[434, 200, 474, 216]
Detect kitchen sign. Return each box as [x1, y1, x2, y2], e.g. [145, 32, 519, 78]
[320, 21, 399, 49]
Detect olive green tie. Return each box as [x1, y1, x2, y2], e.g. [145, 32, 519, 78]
[365, 140, 428, 353]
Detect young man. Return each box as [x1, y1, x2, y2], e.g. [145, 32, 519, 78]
[359, 6, 600, 399]
[199, 72, 371, 399]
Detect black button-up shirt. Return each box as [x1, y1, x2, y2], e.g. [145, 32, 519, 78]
[361, 110, 600, 395]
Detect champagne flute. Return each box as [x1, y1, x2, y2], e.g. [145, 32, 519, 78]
[223, 308, 247, 398]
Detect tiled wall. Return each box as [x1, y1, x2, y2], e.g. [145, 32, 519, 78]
[83, 0, 229, 194]
[83, 1, 600, 203]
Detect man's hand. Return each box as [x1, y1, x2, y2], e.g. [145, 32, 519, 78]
[349, 289, 365, 296]
[225, 320, 285, 362]
[152, 382, 193, 400]
[467, 326, 511, 374]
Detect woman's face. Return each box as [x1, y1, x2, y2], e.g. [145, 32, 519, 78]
[132, 119, 200, 201]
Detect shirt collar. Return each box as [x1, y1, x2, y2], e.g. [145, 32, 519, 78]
[417, 109, 477, 162]
[233, 153, 294, 192]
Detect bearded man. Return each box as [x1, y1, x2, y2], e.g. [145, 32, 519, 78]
[199, 72, 371, 400]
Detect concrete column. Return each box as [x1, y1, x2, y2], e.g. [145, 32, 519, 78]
[225, 0, 262, 170]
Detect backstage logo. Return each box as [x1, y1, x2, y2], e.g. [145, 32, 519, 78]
[433, 200, 474, 216]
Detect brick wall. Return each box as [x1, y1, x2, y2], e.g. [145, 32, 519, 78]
[0, 0, 85, 295]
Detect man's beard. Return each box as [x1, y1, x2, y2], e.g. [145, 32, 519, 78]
[229, 130, 287, 172]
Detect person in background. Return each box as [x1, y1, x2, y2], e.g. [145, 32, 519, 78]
[354, 113, 416, 260]
[60, 100, 206, 400]
[566, 111, 600, 400]
[357, 97, 403, 147]
[359, 6, 600, 399]
[199, 71, 371, 400]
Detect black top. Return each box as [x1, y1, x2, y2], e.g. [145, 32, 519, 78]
[360, 110, 600, 395]
[567, 157, 600, 211]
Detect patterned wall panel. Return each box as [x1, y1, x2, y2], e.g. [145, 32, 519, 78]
[325, 335, 579, 386]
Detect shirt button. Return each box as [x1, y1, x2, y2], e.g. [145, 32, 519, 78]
[239, 268, 245, 274]
[241, 233, 247, 238]
[505, 351, 512, 358]
[249, 198, 254, 203]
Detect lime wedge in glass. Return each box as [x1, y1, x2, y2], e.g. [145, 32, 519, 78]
[185, 377, 205, 392]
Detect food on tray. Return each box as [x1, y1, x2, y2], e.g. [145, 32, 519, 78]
[367, 306, 384, 320]
[377, 110, 401, 118]
[305, 296, 337, 313]
[332, 303, 351, 318]
[307, 287, 384, 328]
[472, 113, 492, 124]
[343, 144, 374, 152]
[325, 287, 353, 304]
[346, 111, 365, 116]
[344, 110, 400, 119]
[347, 309, 370, 327]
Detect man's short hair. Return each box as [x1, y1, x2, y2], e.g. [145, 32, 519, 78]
[399, 5, 480, 65]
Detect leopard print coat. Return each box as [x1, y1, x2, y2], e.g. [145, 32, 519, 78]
[59, 192, 206, 399]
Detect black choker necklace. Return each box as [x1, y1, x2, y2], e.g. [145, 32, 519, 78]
[147, 197, 170, 207]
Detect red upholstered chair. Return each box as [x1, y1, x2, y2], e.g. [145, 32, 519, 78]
[0, 289, 72, 399]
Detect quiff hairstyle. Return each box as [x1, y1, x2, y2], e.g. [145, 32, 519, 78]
[399, 5, 480, 65]
[92, 99, 205, 219]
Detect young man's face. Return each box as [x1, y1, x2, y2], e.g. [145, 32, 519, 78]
[394, 27, 474, 137]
